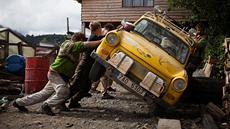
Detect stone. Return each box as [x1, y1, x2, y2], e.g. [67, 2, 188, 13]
[157, 119, 181, 129]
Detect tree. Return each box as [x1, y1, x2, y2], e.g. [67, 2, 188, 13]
[167, 0, 230, 78]
[41, 38, 49, 43]
[167, 0, 230, 36]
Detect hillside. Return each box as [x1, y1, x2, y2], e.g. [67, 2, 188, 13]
[25, 34, 67, 46]
[0, 25, 67, 46]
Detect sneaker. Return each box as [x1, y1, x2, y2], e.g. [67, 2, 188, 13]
[13, 100, 28, 112]
[107, 87, 116, 92]
[68, 99, 81, 109]
[101, 94, 114, 99]
[41, 103, 55, 116]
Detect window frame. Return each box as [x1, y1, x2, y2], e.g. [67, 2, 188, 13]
[122, 0, 154, 7]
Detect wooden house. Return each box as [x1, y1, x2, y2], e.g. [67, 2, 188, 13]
[75, 0, 191, 31]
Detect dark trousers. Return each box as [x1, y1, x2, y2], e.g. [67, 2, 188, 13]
[68, 57, 95, 102]
[185, 57, 202, 78]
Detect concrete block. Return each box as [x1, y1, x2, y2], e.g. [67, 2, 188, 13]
[157, 118, 181, 129]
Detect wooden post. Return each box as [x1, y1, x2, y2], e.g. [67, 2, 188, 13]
[17, 42, 23, 55]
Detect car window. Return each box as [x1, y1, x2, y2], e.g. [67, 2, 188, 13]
[134, 18, 189, 64]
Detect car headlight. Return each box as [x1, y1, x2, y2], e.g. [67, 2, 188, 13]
[173, 79, 186, 90]
[106, 32, 119, 46]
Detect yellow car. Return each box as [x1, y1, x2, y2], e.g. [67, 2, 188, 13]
[89, 10, 194, 115]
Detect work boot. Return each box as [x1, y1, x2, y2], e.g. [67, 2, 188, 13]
[85, 92, 92, 97]
[101, 93, 114, 99]
[41, 103, 55, 116]
[68, 99, 81, 109]
[59, 103, 70, 112]
[107, 87, 116, 92]
[13, 100, 28, 112]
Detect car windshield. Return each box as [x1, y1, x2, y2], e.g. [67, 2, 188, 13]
[134, 18, 189, 64]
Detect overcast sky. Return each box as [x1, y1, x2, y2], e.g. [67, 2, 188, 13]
[0, 0, 81, 36]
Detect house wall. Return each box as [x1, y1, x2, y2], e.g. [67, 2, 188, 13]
[81, 0, 191, 25]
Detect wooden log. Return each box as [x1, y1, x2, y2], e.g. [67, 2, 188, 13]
[206, 102, 226, 121]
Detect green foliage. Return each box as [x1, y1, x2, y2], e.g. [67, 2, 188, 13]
[206, 35, 225, 60]
[41, 38, 49, 43]
[167, 0, 230, 78]
[168, 0, 230, 35]
[205, 35, 226, 79]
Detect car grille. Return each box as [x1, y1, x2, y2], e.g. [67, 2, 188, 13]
[130, 60, 149, 79]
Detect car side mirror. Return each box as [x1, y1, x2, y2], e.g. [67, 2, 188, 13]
[188, 28, 197, 37]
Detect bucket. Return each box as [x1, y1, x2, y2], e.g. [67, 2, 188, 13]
[25, 57, 49, 94]
[5, 54, 26, 76]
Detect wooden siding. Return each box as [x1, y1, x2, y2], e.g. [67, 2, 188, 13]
[80, 0, 191, 24]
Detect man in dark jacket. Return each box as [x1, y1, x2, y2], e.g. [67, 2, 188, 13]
[67, 21, 103, 108]
[186, 22, 208, 78]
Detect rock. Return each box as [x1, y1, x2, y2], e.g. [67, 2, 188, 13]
[115, 118, 120, 122]
[157, 119, 181, 129]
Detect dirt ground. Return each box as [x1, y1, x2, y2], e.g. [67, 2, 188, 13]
[0, 82, 207, 129]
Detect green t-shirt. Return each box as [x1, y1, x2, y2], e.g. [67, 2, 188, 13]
[50, 41, 87, 78]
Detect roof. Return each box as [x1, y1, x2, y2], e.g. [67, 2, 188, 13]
[39, 42, 55, 47]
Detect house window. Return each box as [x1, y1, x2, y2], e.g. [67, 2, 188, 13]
[123, 0, 153, 7]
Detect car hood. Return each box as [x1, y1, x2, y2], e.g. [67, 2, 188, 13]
[119, 31, 184, 77]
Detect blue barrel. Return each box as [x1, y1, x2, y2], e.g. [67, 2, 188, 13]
[5, 54, 26, 76]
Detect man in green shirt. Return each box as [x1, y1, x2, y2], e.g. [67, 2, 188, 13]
[13, 32, 102, 116]
[186, 22, 208, 78]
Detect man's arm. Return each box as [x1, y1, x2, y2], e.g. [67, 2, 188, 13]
[84, 38, 103, 48]
[193, 35, 207, 48]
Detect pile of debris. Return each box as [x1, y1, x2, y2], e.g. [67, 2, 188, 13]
[203, 38, 230, 128]
[221, 38, 230, 123]
[0, 66, 24, 99]
[0, 64, 24, 112]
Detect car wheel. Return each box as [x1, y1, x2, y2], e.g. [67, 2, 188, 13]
[89, 61, 106, 81]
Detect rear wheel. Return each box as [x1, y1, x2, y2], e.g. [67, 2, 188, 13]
[89, 61, 106, 81]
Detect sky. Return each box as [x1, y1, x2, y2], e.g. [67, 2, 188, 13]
[0, 0, 81, 36]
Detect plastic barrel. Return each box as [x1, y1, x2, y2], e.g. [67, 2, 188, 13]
[25, 57, 49, 94]
[5, 54, 26, 76]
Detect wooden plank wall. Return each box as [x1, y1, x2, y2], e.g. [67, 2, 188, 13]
[81, 0, 191, 23]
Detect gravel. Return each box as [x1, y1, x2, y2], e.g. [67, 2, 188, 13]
[0, 82, 205, 129]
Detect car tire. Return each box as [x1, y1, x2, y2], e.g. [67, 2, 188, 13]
[187, 77, 225, 105]
[89, 61, 106, 81]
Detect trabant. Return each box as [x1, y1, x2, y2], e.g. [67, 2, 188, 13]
[89, 6, 194, 115]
